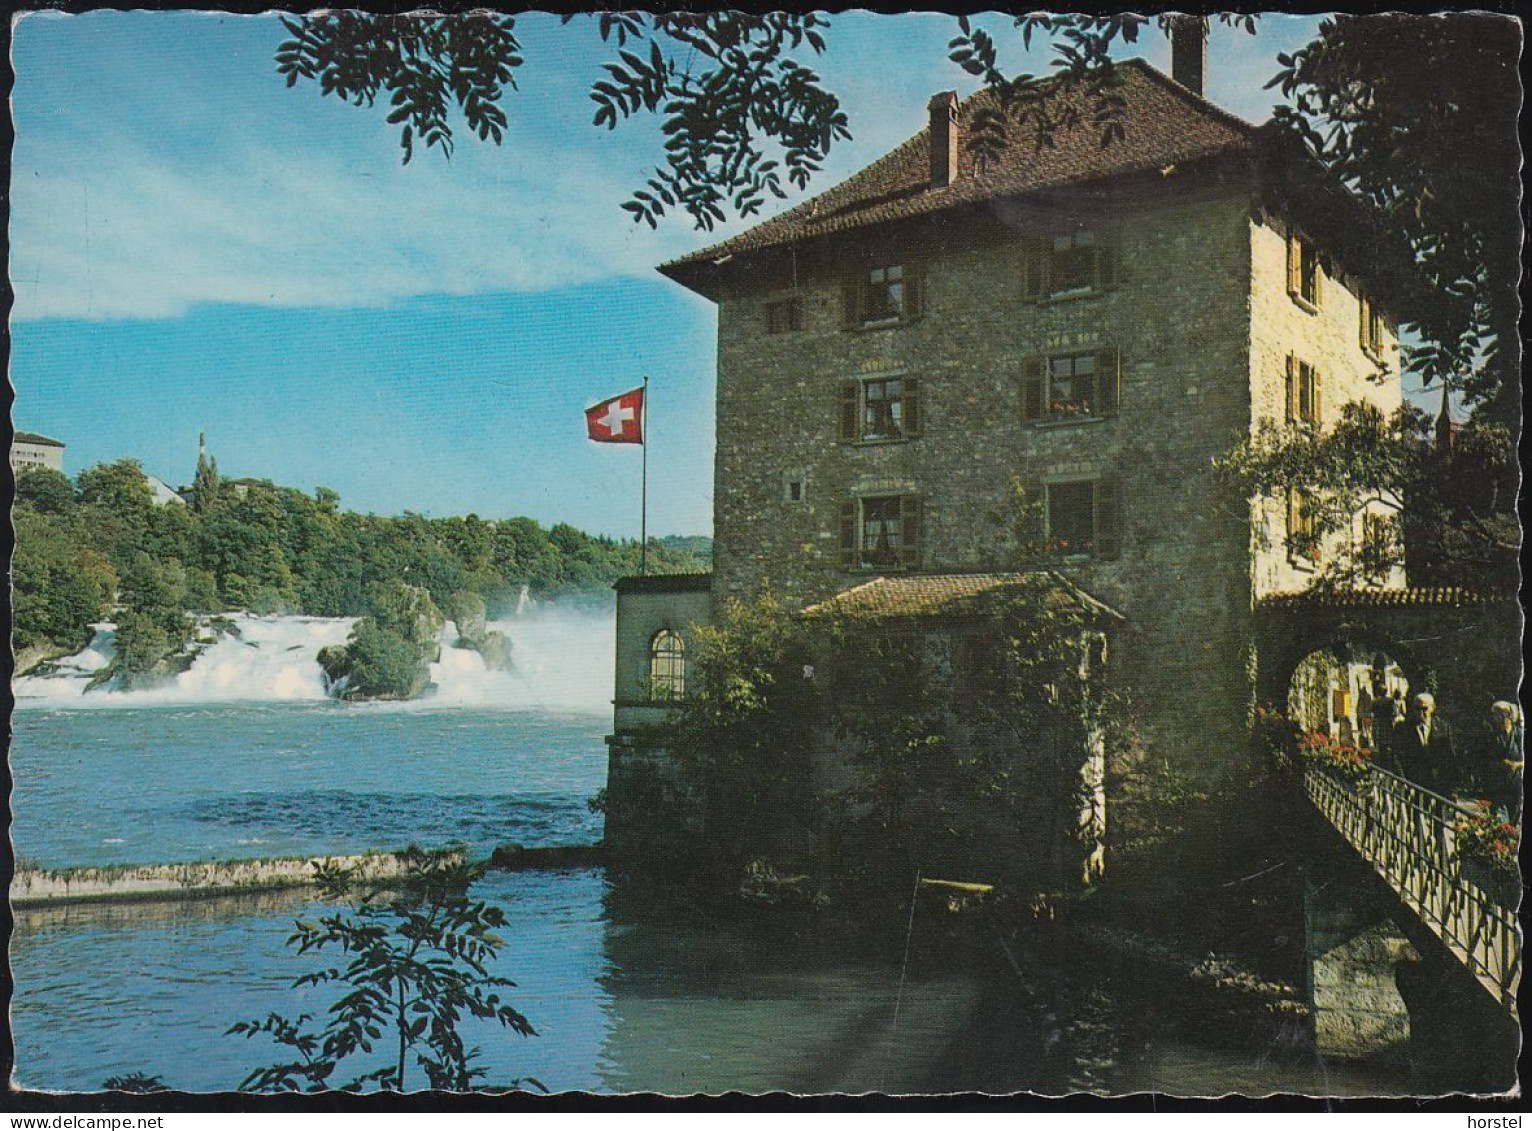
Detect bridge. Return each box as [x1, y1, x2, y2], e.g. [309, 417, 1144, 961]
[1306, 764, 1520, 1012]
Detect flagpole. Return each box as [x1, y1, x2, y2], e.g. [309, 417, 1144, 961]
[640, 375, 649, 577]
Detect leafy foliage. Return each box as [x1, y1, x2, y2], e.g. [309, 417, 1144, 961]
[273, 12, 847, 231]
[1216, 401, 1517, 592]
[576, 12, 848, 230]
[229, 848, 541, 1093]
[947, 15, 1255, 166]
[10, 456, 709, 672]
[664, 586, 820, 869]
[275, 13, 523, 165]
[101, 1072, 169, 1093]
[319, 581, 444, 701]
[1264, 14, 1522, 421]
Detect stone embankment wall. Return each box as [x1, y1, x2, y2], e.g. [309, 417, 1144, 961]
[10, 849, 460, 908]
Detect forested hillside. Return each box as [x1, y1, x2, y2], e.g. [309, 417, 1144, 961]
[11, 458, 710, 687]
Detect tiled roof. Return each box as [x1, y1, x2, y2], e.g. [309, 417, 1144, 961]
[1259, 586, 1496, 610]
[13, 431, 64, 447]
[660, 59, 1258, 277]
[801, 571, 1123, 622]
[614, 572, 714, 594]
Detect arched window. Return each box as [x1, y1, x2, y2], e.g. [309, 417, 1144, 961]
[649, 630, 686, 701]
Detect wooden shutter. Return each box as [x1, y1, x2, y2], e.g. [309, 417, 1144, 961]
[904, 265, 924, 320]
[1022, 355, 1045, 421]
[1310, 367, 1322, 425]
[899, 495, 923, 570]
[1022, 237, 1047, 301]
[1286, 233, 1301, 298]
[1312, 253, 1324, 307]
[902, 377, 922, 437]
[1094, 479, 1121, 559]
[839, 381, 860, 441]
[1284, 354, 1298, 423]
[839, 499, 859, 569]
[1096, 347, 1121, 416]
[842, 276, 862, 328]
[1358, 293, 1371, 351]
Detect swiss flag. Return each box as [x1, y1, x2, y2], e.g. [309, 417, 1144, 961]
[585, 387, 644, 444]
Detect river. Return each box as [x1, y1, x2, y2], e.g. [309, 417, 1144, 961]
[7, 608, 1409, 1096]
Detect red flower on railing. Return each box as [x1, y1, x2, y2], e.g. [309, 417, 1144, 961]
[1454, 801, 1520, 878]
[1294, 729, 1375, 782]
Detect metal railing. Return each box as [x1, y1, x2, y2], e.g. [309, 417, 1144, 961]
[1306, 764, 1521, 1012]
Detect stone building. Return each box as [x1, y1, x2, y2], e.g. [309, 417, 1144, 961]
[608, 43, 1406, 858]
[9, 431, 65, 475]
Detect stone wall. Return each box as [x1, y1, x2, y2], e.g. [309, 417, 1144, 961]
[9, 848, 459, 908]
[1247, 211, 1405, 597]
[709, 182, 1260, 774]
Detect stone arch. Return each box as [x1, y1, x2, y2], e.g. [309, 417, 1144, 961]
[1255, 612, 1430, 720]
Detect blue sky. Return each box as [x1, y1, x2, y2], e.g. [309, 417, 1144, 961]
[10, 12, 1333, 536]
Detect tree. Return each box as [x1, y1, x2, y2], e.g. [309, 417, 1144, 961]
[665, 586, 820, 871]
[10, 510, 116, 652]
[14, 467, 75, 514]
[1217, 403, 1519, 594]
[1265, 14, 1522, 425]
[192, 441, 221, 514]
[229, 849, 540, 1093]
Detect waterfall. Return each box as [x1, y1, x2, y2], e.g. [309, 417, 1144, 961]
[12, 598, 615, 713]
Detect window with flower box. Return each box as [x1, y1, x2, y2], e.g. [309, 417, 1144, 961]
[1022, 229, 1119, 301]
[838, 494, 923, 571]
[1022, 348, 1120, 423]
[1044, 479, 1120, 560]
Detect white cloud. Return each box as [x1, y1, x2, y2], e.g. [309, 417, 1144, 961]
[8, 117, 713, 322]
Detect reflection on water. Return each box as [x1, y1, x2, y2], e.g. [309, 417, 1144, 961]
[9, 869, 1411, 1097]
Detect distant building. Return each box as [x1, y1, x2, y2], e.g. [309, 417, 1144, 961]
[144, 473, 188, 506]
[10, 432, 65, 475]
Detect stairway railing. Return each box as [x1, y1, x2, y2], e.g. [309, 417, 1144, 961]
[1305, 764, 1520, 1012]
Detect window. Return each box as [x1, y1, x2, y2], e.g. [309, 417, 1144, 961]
[1285, 356, 1321, 425]
[1360, 511, 1394, 580]
[839, 377, 922, 442]
[766, 297, 804, 334]
[784, 478, 805, 503]
[1359, 292, 1385, 358]
[1022, 349, 1120, 422]
[843, 264, 924, 327]
[1287, 489, 1319, 567]
[1044, 479, 1121, 560]
[839, 495, 923, 571]
[648, 630, 686, 700]
[1287, 232, 1323, 309]
[1023, 229, 1118, 301]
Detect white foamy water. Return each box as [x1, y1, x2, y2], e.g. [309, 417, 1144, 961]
[12, 598, 615, 714]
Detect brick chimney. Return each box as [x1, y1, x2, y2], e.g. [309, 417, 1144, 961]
[1169, 15, 1207, 98]
[928, 91, 959, 188]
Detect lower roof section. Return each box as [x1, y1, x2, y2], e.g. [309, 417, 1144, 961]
[613, 572, 714, 595]
[801, 571, 1123, 623]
